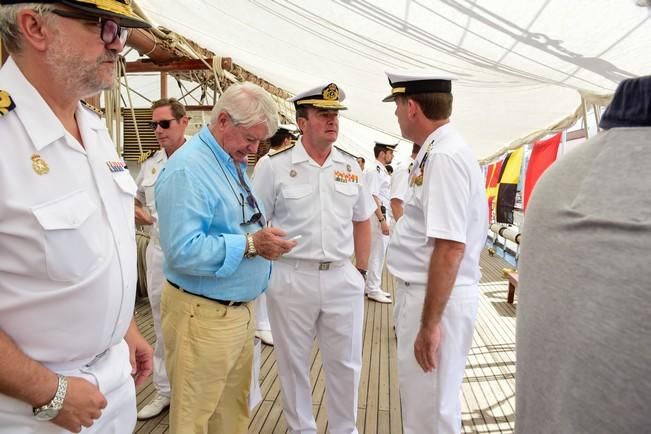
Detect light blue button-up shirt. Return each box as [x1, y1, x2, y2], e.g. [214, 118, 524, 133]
[155, 126, 270, 301]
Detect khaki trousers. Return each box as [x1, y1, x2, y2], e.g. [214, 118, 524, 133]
[161, 282, 255, 434]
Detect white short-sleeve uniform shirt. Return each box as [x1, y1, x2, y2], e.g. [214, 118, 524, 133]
[387, 124, 488, 287]
[390, 158, 415, 203]
[252, 140, 375, 261]
[0, 58, 137, 369]
[135, 149, 167, 241]
[365, 159, 391, 207]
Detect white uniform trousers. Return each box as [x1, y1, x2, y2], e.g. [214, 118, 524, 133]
[395, 281, 478, 434]
[366, 218, 389, 296]
[145, 240, 171, 397]
[255, 293, 271, 331]
[393, 281, 407, 334]
[267, 259, 365, 434]
[0, 340, 136, 433]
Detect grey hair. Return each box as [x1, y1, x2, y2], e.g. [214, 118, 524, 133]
[210, 82, 279, 138]
[0, 3, 55, 54]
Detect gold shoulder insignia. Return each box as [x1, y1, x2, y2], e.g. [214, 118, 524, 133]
[334, 146, 356, 159]
[269, 143, 294, 157]
[80, 100, 104, 117]
[137, 150, 153, 164]
[0, 90, 17, 117]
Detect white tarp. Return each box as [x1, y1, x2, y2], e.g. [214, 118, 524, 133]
[136, 0, 651, 159]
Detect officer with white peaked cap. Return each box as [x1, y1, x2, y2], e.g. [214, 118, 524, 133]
[364, 140, 397, 303]
[383, 71, 488, 434]
[0, 0, 153, 432]
[252, 83, 375, 434]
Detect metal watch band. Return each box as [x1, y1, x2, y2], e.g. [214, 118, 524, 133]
[245, 233, 257, 258]
[33, 374, 67, 419]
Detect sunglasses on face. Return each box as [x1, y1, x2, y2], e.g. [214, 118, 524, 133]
[148, 119, 178, 131]
[51, 9, 128, 46]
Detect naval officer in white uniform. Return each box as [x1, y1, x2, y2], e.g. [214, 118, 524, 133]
[0, 1, 153, 432]
[252, 83, 374, 434]
[364, 141, 397, 304]
[384, 72, 488, 434]
[134, 98, 188, 420]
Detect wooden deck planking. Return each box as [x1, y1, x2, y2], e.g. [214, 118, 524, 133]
[134, 249, 516, 433]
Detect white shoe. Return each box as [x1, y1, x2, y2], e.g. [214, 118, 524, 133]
[365, 288, 391, 298]
[256, 329, 274, 346]
[367, 293, 392, 304]
[137, 393, 170, 420]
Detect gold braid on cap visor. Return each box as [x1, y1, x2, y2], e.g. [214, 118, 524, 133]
[294, 99, 346, 108]
[74, 0, 137, 17]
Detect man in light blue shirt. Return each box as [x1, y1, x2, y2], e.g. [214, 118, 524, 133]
[155, 82, 296, 434]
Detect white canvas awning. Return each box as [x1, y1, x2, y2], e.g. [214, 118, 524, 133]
[136, 0, 651, 159]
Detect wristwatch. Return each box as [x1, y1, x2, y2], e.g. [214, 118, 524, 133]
[244, 233, 258, 258]
[33, 374, 67, 421]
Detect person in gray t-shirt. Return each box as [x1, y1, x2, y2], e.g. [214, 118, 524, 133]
[516, 75, 651, 434]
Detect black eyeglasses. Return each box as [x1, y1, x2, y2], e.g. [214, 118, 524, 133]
[148, 119, 178, 130]
[51, 9, 128, 46]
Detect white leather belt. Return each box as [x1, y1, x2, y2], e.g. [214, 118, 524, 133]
[278, 258, 349, 271]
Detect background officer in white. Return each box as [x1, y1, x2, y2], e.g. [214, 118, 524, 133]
[135, 98, 189, 419]
[383, 72, 488, 434]
[364, 141, 396, 304]
[252, 83, 374, 434]
[0, 1, 153, 432]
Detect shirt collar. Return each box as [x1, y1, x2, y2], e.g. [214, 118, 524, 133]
[291, 139, 345, 166]
[422, 122, 453, 148]
[290, 139, 311, 165]
[198, 126, 245, 172]
[0, 57, 67, 151]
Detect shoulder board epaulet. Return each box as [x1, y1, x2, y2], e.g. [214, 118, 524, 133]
[137, 150, 154, 164]
[269, 143, 294, 157]
[80, 100, 104, 117]
[334, 146, 356, 159]
[0, 90, 17, 118]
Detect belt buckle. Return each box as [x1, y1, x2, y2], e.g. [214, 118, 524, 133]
[319, 262, 331, 271]
[86, 348, 109, 367]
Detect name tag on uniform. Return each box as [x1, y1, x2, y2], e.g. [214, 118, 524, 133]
[334, 171, 358, 183]
[106, 161, 127, 173]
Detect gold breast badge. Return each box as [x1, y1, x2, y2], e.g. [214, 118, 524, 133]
[31, 154, 49, 175]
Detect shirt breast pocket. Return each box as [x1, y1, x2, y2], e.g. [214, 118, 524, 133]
[32, 190, 106, 282]
[334, 182, 358, 220]
[281, 184, 313, 219]
[141, 176, 156, 210]
[113, 171, 137, 240]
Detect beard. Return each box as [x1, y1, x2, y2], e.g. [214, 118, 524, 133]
[44, 28, 118, 98]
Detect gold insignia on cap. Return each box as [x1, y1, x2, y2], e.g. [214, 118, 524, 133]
[322, 83, 339, 101]
[0, 90, 16, 117]
[289, 169, 297, 178]
[31, 154, 49, 175]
